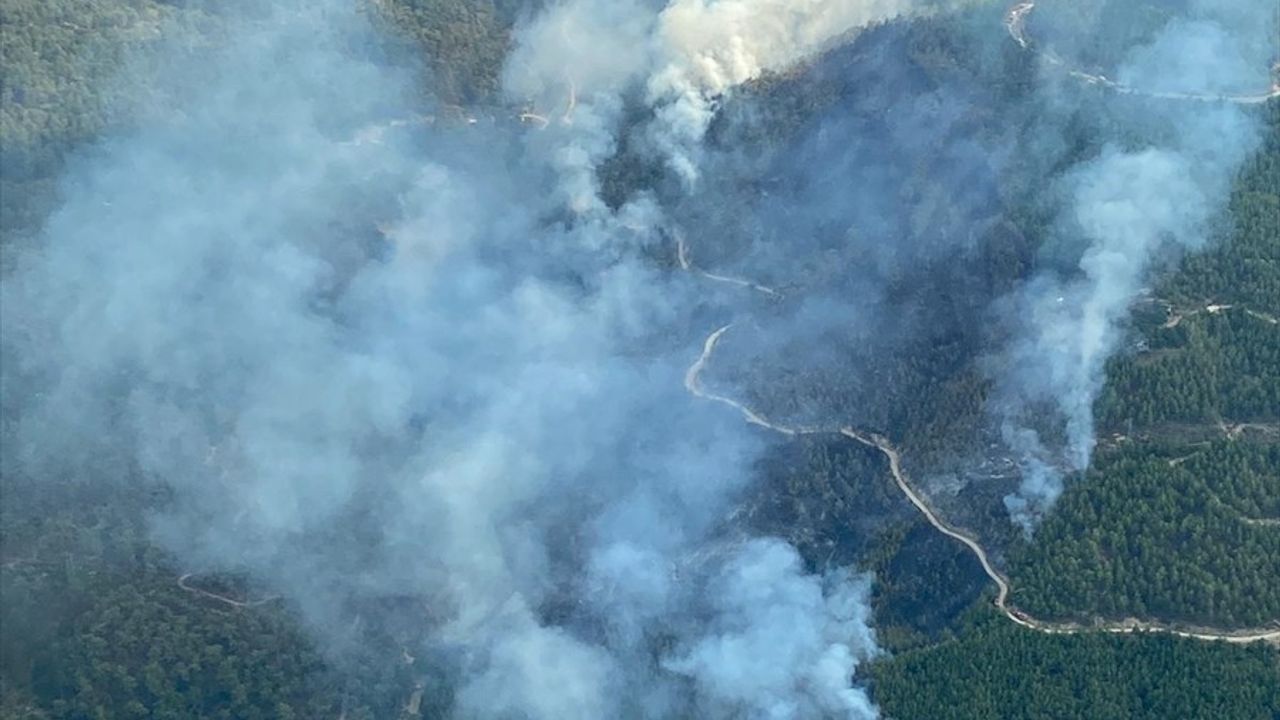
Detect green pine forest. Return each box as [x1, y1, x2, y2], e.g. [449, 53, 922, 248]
[3, 0, 1279, 718]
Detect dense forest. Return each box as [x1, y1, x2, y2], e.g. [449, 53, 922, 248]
[1020, 99, 1280, 630]
[1008, 441, 1280, 627]
[0, 0, 513, 250]
[0, 465, 424, 717]
[1162, 106, 1280, 317]
[1096, 106, 1280, 430]
[871, 608, 1280, 720]
[0, 2, 505, 715]
[3, 0, 1279, 717]
[1, 564, 426, 719]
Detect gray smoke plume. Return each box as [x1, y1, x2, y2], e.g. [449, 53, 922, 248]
[994, 1, 1268, 532]
[643, 0, 953, 184]
[1, 0, 897, 717]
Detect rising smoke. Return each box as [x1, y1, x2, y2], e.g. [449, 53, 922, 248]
[0, 0, 925, 717]
[644, 0, 958, 183]
[993, 1, 1268, 531]
[4, 0, 1271, 712]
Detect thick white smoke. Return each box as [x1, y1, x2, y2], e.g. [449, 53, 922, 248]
[503, 0, 656, 215]
[506, 0, 944, 186]
[996, 4, 1267, 531]
[665, 540, 879, 720]
[2, 1, 898, 717]
[648, 0, 957, 183]
[648, 0, 895, 182]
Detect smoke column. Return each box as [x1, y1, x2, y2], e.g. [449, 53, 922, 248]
[0, 0, 931, 716]
[994, 1, 1268, 532]
[646, 0, 954, 183]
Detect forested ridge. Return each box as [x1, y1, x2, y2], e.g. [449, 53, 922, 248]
[2, 564, 416, 719]
[4, 0, 1280, 718]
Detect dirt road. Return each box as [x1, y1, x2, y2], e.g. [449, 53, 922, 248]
[675, 231, 780, 298]
[842, 427, 1279, 643]
[680, 250, 1280, 645]
[177, 573, 279, 610]
[1003, 1, 1280, 104]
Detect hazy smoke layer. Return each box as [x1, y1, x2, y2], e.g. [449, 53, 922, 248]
[10, 0, 1264, 710]
[2, 0, 894, 717]
[995, 3, 1267, 531]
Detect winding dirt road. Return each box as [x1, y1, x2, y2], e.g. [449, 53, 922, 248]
[685, 326, 794, 434]
[1004, 1, 1280, 104]
[675, 231, 781, 298]
[177, 573, 280, 610]
[1241, 517, 1280, 527]
[674, 3, 1280, 644]
[683, 319, 1280, 644]
[298, 0, 1280, 649]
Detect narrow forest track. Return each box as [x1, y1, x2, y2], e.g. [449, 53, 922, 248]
[685, 326, 795, 434]
[675, 231, 781, 298]
[1161, 301, 1279, 329]
[1240, 517, 1280, 527]
[177, 573, 280, 610]
[1246, 309, 1280, 325]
